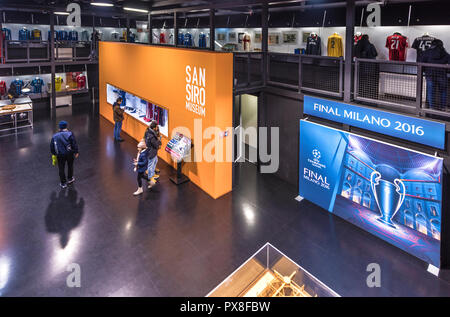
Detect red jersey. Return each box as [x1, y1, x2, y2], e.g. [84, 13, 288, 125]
[386, 34, 408, 61]
[0, 81, 6, 95]
[76, 74, 86, 89]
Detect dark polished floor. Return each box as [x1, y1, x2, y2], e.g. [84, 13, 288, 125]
[1, 104, 450, 297]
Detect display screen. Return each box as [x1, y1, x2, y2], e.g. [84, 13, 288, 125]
[299, 120, 443, 267]
[106, 84, 168, 137]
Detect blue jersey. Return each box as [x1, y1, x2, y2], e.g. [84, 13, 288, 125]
[12, 80, 24, 95]
[68, 31, 78, 41]
[19, 29, 30, 41]
[57, 31, 68, 41]
[198, 33, 207, 48]
[48, 30, 57, 41]
[184, 33, 193, 47]
[2, 28, 11, 40]
[178, 33, 185, 45]
[31, 78, 45, 93]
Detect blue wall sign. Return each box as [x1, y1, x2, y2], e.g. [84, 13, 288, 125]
[303, 95, 446, 149]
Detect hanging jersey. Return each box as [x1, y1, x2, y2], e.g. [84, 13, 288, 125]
[55, 77, 63, 91]
[81, 30, 90, 42]
[111, 32, 120, 41]
[160, 33, 166, 44]
[11, 80, 24, 95]
[306, 36, 321, 55]
[58, 31, 69, 41]
[327, 34, 343, 57]
[199, 33, 207, 48]
[386, 34, 408, 61]
[68, 31, 78, 41]
[19, 29, 29, 41]
[184, 33, 192, 47]
[178, 33, 184, 45]
[0, 81, 7, 96]
[412, 35, 436, 62]
[48, 30, 57, 41]
[31, 29, 42, 40]
[31, 78, 45, 93]
[2, 28, 11, 41]
[76, 75, 86, 89]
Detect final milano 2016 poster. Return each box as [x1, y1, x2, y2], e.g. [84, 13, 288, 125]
[299, 120, 443, 267]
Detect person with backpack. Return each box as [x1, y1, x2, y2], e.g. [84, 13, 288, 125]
[50, 121, 79, 189]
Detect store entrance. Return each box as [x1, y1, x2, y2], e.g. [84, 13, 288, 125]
[233, 93, 259, 187]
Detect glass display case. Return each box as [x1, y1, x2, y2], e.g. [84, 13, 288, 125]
[0, 71, 88, 100]
[106, 83, 169, 137]
[207, 243, 339, 297]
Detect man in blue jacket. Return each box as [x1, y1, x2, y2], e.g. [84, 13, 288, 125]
[50, 121, 79, 188]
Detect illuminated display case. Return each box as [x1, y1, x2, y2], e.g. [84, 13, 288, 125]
[207, 243, 339, 297]
[0, 71, 88, 100]
[106, 83, 169, 138]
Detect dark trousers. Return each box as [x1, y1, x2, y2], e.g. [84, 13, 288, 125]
[137, 172, 149, 187]
[57, 154, 74, 184]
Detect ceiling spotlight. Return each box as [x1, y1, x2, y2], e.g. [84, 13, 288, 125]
[55, 12, 70, 15]
[91, 2, 114, 7]
[124, 7, 149, 13]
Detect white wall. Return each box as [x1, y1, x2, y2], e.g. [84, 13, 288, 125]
[241, 94, 258, 149]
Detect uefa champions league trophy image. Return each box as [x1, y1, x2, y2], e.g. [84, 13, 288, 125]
[370, 165, 406, 229]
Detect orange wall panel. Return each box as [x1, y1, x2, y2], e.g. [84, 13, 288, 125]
[99, 42, 233, 199]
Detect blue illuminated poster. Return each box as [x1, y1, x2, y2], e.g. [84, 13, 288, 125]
[299, 120, 443, 267]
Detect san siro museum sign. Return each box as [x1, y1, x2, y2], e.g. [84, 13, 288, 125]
[303, 95, 446, 149]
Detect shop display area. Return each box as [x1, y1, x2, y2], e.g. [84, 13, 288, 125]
[1, 105, 450, 297]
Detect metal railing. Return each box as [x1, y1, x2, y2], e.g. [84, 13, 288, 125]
[54, 41, 93, 61]
[355, 58, 450, 118]
[3, 40, 95, 63]
[267, 53, 344, 98]
[4, 40, 50, 63]
[233, 52, 264, 90]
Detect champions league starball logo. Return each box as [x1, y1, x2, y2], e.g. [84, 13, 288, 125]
[370, 165, 406, 229]
[312, 149, 321, 160]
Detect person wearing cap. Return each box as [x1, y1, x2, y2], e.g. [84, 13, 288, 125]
[50, 121, 79, 189]
[113, 97, 125, 142]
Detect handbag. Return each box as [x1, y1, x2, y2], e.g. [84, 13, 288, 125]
[52, 155, 57, 166]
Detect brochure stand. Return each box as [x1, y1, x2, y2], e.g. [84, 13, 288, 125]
[171, 159, 190, 185]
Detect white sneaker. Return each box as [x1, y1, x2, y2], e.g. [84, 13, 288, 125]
[147, 180, 156, 189]
[133, 187, 143, 196]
